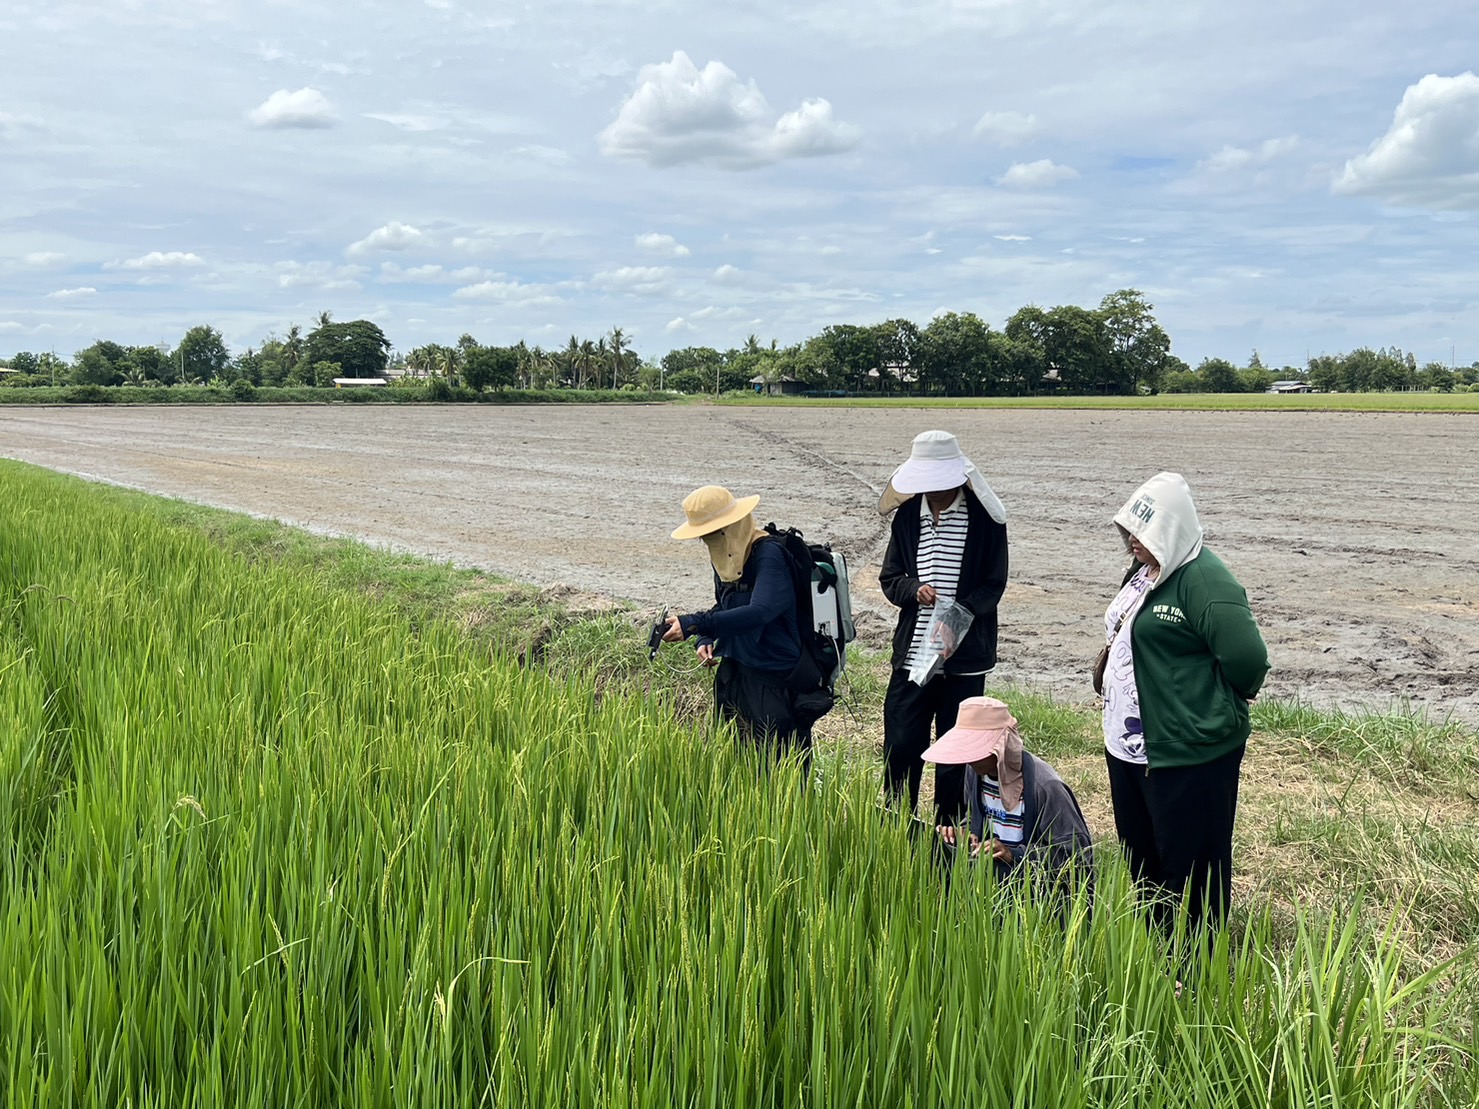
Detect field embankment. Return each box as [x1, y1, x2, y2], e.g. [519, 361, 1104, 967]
[1, 461, 1475, 1106]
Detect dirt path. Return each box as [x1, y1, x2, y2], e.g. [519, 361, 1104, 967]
[3, 403, 1477, 722]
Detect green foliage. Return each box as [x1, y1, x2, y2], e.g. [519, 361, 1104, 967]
[1308, 347, 1419, 393]
[1196, 356, 1244, 393]
[460, 342, 519, 391]
[1239, 365, 1275, 393]
[63, 383, 111, 403]
[0, 461, 1473, 1106]
[305, 319, 391, 379]
[177, 324, 230, 384]
[72, 339, 127, 386]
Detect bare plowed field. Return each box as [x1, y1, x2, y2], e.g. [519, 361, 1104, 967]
[3, 404, 1476, 722]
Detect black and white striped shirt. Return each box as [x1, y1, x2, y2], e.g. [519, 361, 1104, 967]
[905, 490, 971, 669]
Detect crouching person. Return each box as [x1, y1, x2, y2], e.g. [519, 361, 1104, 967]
[923, 697, 1093, 895]
[661, 485, 810, 762]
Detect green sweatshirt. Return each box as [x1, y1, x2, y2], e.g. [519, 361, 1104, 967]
[1129, 548, 1269, 768]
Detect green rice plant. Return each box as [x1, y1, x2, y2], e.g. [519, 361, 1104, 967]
[0, 458, 1473, 1107]
[1253, 699, 1479, 792]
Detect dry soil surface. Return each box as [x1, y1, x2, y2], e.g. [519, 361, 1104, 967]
[3, 404, 1477, 722]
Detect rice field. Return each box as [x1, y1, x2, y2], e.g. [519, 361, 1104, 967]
[1, 459, 1474, 1106]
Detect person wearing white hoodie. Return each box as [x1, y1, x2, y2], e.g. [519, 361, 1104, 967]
[1100, 472, 1268, 938]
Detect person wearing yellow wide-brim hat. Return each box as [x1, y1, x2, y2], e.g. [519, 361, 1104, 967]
[657, 485, 810, 761]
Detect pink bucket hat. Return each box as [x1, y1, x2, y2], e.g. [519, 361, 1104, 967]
[920, 696, 1024, 807]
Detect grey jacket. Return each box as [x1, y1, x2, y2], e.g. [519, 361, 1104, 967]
[965, 752, 1094, 888]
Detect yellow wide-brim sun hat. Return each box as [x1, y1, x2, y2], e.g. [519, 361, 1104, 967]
[671, 485, 761, 540]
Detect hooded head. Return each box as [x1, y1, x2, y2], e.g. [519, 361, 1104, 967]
[1113, 471, 1204, 583]
[878, 429, 1007, 523]
[671, 485, 766, 582]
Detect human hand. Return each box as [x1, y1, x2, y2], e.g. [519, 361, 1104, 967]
[968, 834, 983, 859]
[661, 614, 686, 643]
[916, 584, 938, 606]
[696, 643, 718, 667]
[989, 838, 1013, 864]
[936, 824, 957, 847]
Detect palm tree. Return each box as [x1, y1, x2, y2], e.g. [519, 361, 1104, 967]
[579, 339, 598, 390]
[564, 335, 582, 389]
[283, 324, 304, 368]
[608, 327, 628, 389]
[594, 337, 609, 390]
[437, 346, 459, 385]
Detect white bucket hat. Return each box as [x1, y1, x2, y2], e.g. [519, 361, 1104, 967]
[879, 430, 1007, 522]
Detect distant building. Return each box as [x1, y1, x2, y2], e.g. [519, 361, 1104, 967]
[332, 377, 388, 388]
[1267, 380, 1312, 394]
[750, 375, 804, 396]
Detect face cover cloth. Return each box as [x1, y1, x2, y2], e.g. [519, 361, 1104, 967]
[701, 514, 766, 582]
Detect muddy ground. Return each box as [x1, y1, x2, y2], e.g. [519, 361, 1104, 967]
[2, 404, 1476, 723]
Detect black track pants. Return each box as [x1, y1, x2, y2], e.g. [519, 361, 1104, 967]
[1105, 744, 1245, 937]
[882, 668, 986, 824]
[714, 658, 812, 764]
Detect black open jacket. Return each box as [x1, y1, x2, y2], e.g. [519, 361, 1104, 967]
[879, 493, 1009, 673]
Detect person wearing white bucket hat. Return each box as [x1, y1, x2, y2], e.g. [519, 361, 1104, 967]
[879, 430, 1009, 825]
[657, 485, 811, 759]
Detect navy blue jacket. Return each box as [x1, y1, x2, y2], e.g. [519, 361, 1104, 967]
[679, 539, 801, 676]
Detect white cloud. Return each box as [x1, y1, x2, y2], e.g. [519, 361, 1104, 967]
[665, 317, 694, 333]
[24, 251, 65, 265]
[1335, 73, 1479, 209]
[364, 112, 445, 132]
[1199, 135, 1300, 173]
[994, 234, 1031, 242]
[46, 286, 96, 299]
[713, 264, 743, 283]
[636, 232, 691, 257]
[347, 221, 424, 256]
[510, 144, 573, 166]
[0, 111, 45, 140]
[997, 159, 1078, 189]
[974, 111, 1039, 146]
[247, 88, 338, 129]
[379, 262, 446, 282]
[592, 266, 671, 293]
[109, 251, 204, 270]
[598, 51, 860, 169]
[690, 305, 746, 321]
[451, 279, 562, 307]
[275, 260, 365, 291]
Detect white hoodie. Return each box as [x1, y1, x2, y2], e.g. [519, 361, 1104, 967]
[1112, 472, 1204, 588]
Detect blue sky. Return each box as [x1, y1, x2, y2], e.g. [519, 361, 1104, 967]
[3, 0, 1478, 369]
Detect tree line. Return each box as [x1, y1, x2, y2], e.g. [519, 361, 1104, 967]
[5, 292, 1477, 395]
